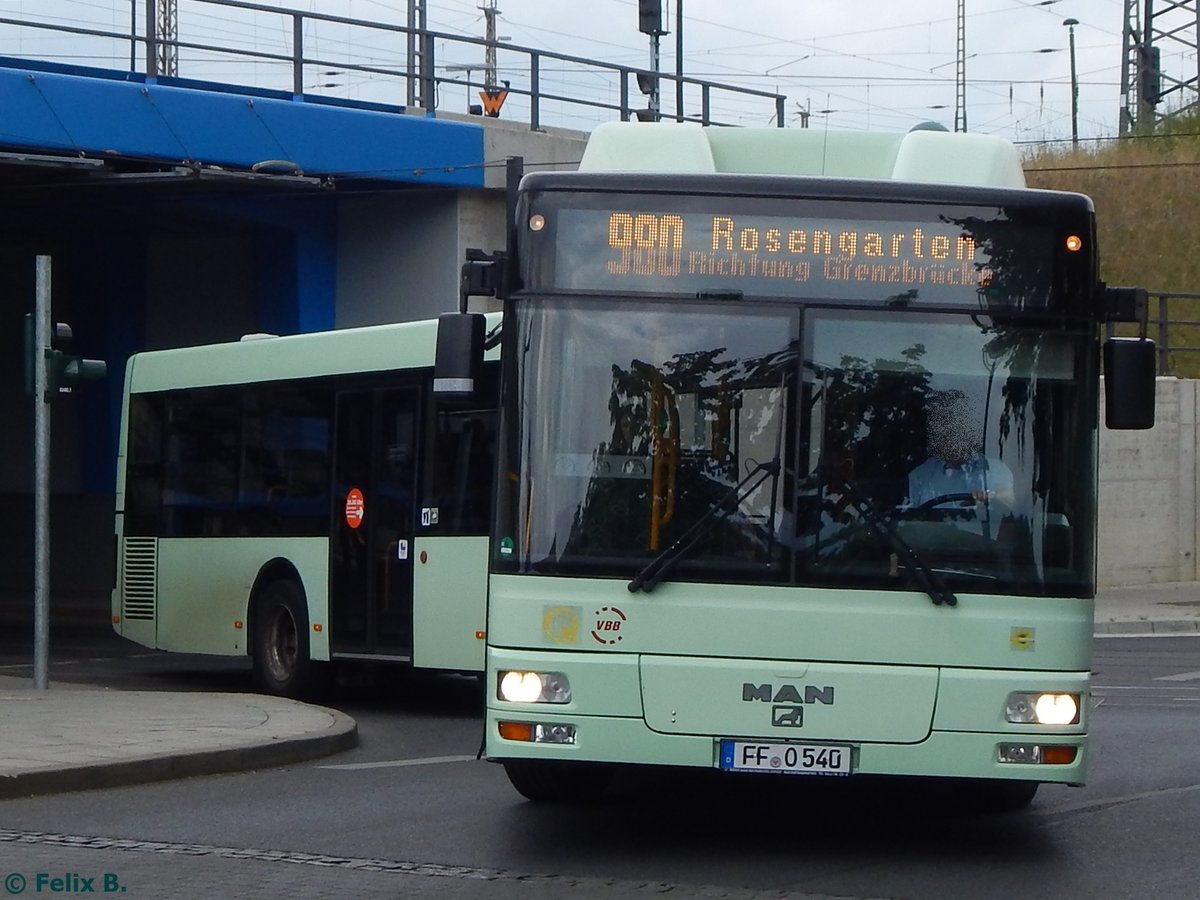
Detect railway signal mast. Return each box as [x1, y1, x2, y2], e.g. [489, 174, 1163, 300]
[1120, 0, 1199, 133]
[955, 0, 967, 132]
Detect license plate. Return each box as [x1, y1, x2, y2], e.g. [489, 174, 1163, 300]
[719, 740, 852, 776]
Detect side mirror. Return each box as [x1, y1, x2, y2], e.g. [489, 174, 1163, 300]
[1103, 338, 1156, 430]
[434, 313, 485, 397]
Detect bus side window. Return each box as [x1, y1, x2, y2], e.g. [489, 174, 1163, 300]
[278, 449, 328, 499]
[251, 389, 333, 534]
[125, 394, 166, 536]
[161, 392, 241, 537]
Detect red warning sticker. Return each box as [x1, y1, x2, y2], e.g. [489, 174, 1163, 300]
[345, 487, 365, 529]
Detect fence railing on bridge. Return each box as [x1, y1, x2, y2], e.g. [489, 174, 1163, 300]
[0, 0, 786, 133]
[1149, 292, 1200, 377]
[1108, 291, 1200, 377]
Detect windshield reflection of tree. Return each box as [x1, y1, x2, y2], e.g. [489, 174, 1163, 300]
[564, 342, 796, 570]
[944, 212, 1053, 313]
[986, 326, 1085, 587]
[945, 210, 1080, 587]
[804, 346, 931, 575]
[808, 324, 1083, 592]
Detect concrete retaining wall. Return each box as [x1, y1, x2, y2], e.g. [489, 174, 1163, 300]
[1099, 378, 1198, 587]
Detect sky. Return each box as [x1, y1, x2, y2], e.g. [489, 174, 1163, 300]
[0, 0, 1191, 145]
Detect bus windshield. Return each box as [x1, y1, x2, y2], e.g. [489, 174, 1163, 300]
[495, 297, 1096, 597]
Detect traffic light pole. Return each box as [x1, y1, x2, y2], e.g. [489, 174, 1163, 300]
[637, 0, 666, 121]
[24, 255, 107, 689]
[648, 32, 661, 119]
[32, 255, 51, 690]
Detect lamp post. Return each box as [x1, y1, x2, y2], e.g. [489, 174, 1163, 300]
[1063, 17, 1079, 146]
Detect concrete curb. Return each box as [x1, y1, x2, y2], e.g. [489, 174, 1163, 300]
[0, 706, 357, 801]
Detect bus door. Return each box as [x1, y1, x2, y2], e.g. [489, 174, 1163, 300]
[330, 387, 420, 658]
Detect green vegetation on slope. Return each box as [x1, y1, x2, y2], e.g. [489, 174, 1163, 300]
[1023, 113, 1200, 375]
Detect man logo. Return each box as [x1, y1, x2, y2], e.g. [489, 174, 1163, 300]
[742, 683, 835, 705]
[772, 705, 804, 727]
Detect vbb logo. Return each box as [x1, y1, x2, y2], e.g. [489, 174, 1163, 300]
[591, 606, 627, 645]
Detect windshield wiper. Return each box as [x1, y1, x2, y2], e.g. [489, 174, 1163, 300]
[627, 459, 780, 594]
[823, 464, 958, 608]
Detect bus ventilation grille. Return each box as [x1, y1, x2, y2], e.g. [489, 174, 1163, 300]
[121, 538, 157, 621]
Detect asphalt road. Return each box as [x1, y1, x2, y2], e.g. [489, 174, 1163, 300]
[0, 629, 1197, 899]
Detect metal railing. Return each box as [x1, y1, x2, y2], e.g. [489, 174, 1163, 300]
[0, 0, 786, 132]
[1150, 292, 1200, 376]
[1108, 291, 1200, 376]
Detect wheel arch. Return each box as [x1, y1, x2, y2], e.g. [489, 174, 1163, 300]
[247, 558, 308, 652]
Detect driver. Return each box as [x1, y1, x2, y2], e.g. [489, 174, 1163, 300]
[907, 390, 1014, 509]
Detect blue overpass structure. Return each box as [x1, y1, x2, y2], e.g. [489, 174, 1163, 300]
[0, 59, 485, 189]
[1, 54, 487, 333]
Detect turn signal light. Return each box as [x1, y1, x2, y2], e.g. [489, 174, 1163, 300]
[498, 721, 534, 742]
[1041, 745, 1078, 765]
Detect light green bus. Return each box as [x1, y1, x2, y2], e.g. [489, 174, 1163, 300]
[445, 123, 1156, 809]
[112, 316, 499, 696]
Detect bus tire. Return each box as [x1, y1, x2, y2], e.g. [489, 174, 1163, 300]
[252, 579, 316, 698]
[502, 759, 614, 803]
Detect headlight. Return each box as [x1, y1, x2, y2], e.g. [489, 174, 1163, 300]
[498, 670, 572, 704]
[1004, 692, 1080, 725]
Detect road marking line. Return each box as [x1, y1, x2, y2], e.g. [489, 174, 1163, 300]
[1154, 670, 1200, 682]
[318, 754, 476, 771]
[1095, 632, 1200, 639]
[0, 653, 160, 670]
[1094, 686, 1200, 696]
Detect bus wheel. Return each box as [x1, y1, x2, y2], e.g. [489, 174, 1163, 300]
[502, 760, 614, 803]
[252, 579, 314, 698]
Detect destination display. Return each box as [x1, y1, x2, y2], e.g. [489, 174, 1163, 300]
[545, 207, 1056, 307]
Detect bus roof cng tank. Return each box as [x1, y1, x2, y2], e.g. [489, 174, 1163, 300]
[578, 121, 1027, 189]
